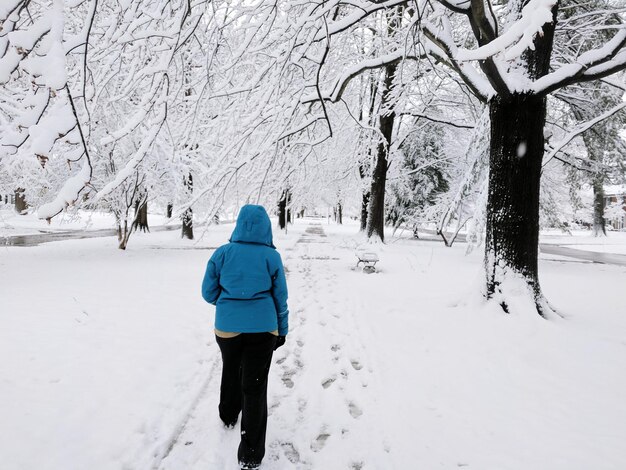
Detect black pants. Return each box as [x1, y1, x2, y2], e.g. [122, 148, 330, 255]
[216, 333, 277, 466]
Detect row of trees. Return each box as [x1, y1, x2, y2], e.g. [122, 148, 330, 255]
[1, 0, 625, 312]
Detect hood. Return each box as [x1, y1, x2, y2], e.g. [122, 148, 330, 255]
[229, 205, 275, 248]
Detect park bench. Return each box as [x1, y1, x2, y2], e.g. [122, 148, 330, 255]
[355, 251, 379, 273]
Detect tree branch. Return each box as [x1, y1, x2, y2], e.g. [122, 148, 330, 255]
[543, 101, 626, 166]
[533, 29, 626, 95]
[302, 50, 422, 104]
[421, 23, 494, 102]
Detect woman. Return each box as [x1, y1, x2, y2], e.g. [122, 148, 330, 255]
[202, 204, 289, 470]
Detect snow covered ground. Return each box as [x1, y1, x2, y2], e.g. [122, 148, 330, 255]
[0, 208, 172, 238]
[541, 230, 626, 253]
[1, 218, 626, 470]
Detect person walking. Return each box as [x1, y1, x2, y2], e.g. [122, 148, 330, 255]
[202, 204, 289, 470]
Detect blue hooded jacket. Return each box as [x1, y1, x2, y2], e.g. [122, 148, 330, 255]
[201, 205, 289, 335]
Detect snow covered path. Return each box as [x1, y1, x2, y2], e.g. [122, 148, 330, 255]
[159, 223, 391, 469]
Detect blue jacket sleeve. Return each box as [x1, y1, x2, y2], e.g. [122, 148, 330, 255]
[271, 252, 289, 336]
[202, 247, 224, 305]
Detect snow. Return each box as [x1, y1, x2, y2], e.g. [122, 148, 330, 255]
[455, 0, 558, 62]
[541, 230, 626, 256]
[1, 218, 626, 469]
[566, 244, 626, 255]
[605, 184, 626, 196]
[38, 163, 92, 220]
[0, 208, 172, 238]
[541, 230, 626, 246]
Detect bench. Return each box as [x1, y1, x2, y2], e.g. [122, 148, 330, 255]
[355, 251, 379, 273]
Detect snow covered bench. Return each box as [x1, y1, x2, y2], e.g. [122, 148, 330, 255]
[355, 251, 379, 273]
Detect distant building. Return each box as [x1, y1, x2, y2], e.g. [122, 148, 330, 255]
[604, 185, 626, 230]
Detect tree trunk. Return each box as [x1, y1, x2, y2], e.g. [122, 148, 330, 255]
[118, 219, 129, 250]
[337, 202, 343, 224]
[14, 188, 28, 214]
[485, 94, 546, 311]
[366, 70, 397, 241]
[582, 131, 607, 237]
[366, 109, 395, 241]
[166, 203, 173, 219]
[181, 173, 194, 240]
[360, 190, 369, 231]
[592, 176, 606, 236]
[132, 200, 150, 233]
[278, 190, 287, 230]
[365, 7, 402, 242]
[287, 195, 292, 224]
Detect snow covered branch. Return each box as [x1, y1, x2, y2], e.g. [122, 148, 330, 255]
[544, 101, 626, 167]
[311, 0, 409, 42]
[533, 29, 626, 95]
[422, 23, 495, 101]
[302, 50, 422, 104]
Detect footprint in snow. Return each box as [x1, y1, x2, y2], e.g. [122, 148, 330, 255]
[348, 402, 363, 419]
[321, 377, 335, 389]
[311, 432, 330, 452]
[280, 442, 301, 463]
[282, 370, 295, 388]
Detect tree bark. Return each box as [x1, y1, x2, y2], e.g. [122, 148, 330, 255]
[366, 109, 395, 241]
[366, 63, 397, 242]
[360, 192, 369, 231]
[278, 190, 288, 229]
[482, 3, 557, 314]
[287, 193, 292, 224]
[132, 200, 149, 233]
[358, 162, 369, 231]
[592, 176, 606, 236]
[365, 8, 402, 242]
[582, 132, 607, 237]
[118, 219, 130, 250]
[485, 94, 546, 309]
[14, 188, 28, 215]
[181, 173, 194, 240]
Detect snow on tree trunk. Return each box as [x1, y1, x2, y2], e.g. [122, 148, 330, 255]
[360, 191, 369, 232]
[182, 208, 194, 240]
[132, 200, 149, 233]
[118, 219, 130, 250]
[485, 94, 546, 312]
[358, 162, 369, 232]
[583, 132, 608, 237]
[592, 177, 607, 237]
[278, 189, 289, 230]
[181, 174, 193, 240]
[14, 189, 28, 215]
[366, 62, 397, 242]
